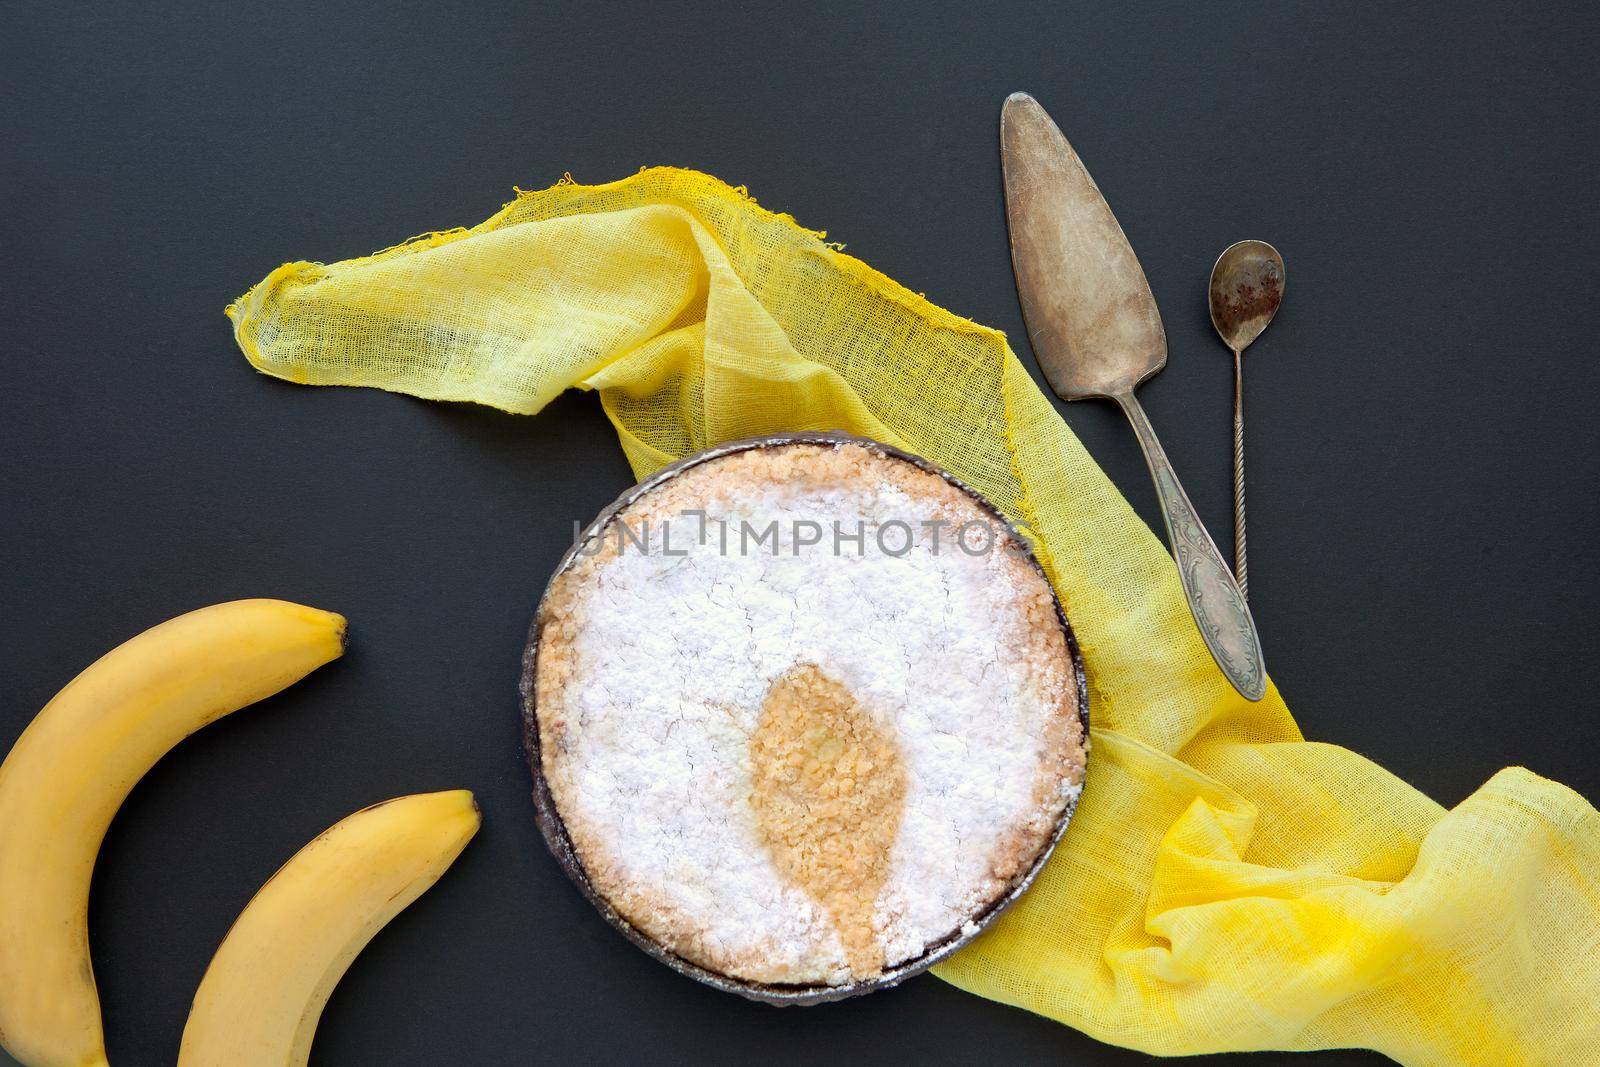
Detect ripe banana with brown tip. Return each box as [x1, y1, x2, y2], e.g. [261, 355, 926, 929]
[178, 790, 480, 1067]
[0, 599, 346, 1067]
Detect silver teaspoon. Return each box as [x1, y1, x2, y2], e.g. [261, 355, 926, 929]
[1208, 240, 1285, 599]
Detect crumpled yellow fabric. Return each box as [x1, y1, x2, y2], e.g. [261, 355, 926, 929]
[228, 167, 1599, 1064]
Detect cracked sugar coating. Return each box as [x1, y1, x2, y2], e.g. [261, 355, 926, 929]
[534, 441, 1085, 987]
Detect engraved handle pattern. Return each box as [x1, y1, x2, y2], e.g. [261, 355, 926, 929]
[1116, 392, 1266, 700]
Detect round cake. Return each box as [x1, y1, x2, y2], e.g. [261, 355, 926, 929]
[524, 434, 1086, 998]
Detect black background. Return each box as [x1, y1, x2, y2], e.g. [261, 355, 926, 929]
[3, 3, 1598, 1065]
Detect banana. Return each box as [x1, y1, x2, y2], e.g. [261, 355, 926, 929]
[0, 599, 346, 1067]
[178, 790, 480, 1067]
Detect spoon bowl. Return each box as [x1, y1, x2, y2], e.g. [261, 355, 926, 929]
[1209, 240, 1285, 354]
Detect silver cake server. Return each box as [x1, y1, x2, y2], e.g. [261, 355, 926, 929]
[1000, 92, 1266, 701]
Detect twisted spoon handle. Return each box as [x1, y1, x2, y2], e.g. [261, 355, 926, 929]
[1114, 390, 1266, 700]
[1233, 348, 1247, 599]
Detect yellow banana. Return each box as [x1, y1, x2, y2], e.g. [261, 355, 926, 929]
[178, 790, 480, 1067]
[0, 599, 346, 1067]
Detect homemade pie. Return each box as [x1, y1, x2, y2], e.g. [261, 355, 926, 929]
[526, 435, 1086, 993]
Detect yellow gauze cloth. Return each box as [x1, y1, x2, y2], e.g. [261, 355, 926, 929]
[229, 168, 1598, 1064]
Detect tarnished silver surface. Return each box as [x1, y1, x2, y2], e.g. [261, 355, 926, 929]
[1001, 91, 1267, 701]
[519, 431, 1089, 1006]
[1209, 240, 1286, 600]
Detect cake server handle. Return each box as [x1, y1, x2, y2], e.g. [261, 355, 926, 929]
[1114, 391, 1266, 700]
